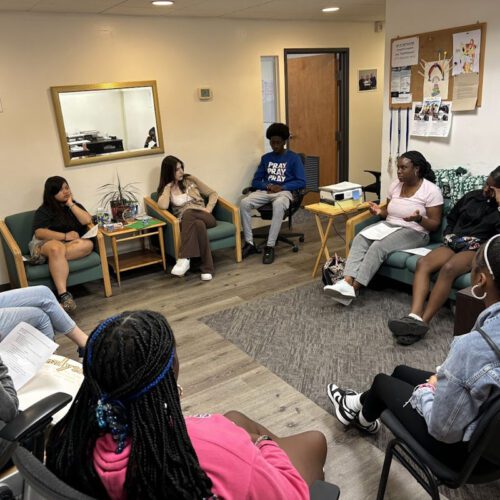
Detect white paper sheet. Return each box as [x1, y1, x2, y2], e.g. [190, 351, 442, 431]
[391, 66, 412, 104]
[423, 60, 450, 100]
[392, 37, 419, 67]
[82, 225, 98, 239]
[17, 354, 83, 424]
[452, 29, 481, 76]
[403, 247, 432, 256]
[0, 322, 58, 390]
[411, 101, 452, 137]
[360, 223, 402, 241]
[452, 73, 479, 111]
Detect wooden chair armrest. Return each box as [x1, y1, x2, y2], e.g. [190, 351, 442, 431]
[216, 197, 242, 263]
[144, 196, 181, 258]
[344, 201, 387, 256]
[0, 220, 28, 287]
[144, 197, 179, 226]
[94, 229, 112, 297]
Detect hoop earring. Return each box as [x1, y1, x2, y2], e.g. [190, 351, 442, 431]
[471, 284, 487, 300]
[177, 384, 184, 399]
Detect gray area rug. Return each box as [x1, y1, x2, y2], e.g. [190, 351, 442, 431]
[201, 281, 500, 499]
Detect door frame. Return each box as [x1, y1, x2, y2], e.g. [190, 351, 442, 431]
[284, 48, 349, 182]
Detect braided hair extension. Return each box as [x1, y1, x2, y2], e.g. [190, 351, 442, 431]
[400, 151, 436, 183]
[46, 311, 214, 499]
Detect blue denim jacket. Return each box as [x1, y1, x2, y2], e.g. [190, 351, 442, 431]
[410, 301, 500, 443]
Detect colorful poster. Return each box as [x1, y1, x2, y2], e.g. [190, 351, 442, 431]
[392, 37, 419, 67]
[423, 60, 450, 99]
[411, 101, 452, 137]
[452, 29, 481, 76]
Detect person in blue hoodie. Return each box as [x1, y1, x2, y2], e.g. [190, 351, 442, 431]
[240, 123, 305, 264]
[326, 234, 500, 469]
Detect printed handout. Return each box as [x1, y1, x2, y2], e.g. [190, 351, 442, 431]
[411, 100, 452, 138]
[452, 73, 479, 111]
[360, 223, 402, 241]
[392, 37, 419, 67]
[82, 224, 98, 239]
[0, 322, 58, 390]
[402, 247, 432, 256]
[391, 66, 412, 104]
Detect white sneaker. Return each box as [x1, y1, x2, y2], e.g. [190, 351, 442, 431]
[201, 273, 213, 281]
[171, 258, 190, 277]
[324, 279, 356, 303]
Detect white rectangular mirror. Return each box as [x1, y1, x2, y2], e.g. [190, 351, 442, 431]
[51, 81, 164, 167]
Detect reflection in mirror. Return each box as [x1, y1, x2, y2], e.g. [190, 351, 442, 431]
[51, 81, 164, 167]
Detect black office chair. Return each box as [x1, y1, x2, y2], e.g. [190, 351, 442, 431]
[0, 393, 340, 500]
[363, 169, 381, 201]
[377, 398, 500, 500]
[242, 154, 320, 252]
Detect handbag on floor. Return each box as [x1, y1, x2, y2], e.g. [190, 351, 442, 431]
[321, 254, 346, 286]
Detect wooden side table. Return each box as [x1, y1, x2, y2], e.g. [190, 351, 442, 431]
[454, 286, 486, 336]
[304, 201, 369, 277]
[100, 220, 167, 286]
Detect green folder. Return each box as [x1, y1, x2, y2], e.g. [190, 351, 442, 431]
[125, 218, 162, 230]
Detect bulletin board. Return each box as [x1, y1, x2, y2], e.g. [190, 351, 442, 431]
[389, 22, 486, 109]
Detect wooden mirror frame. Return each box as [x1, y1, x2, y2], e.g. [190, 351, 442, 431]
[51, 80, 164, 167]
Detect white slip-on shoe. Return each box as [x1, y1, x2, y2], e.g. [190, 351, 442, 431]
[171, 258, 190, 277]
[200, 273, 213, 281]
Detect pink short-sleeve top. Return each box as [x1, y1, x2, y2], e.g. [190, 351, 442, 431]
[385, 178, 443, 233]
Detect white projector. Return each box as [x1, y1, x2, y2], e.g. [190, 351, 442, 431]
[319, 181, 363, 205]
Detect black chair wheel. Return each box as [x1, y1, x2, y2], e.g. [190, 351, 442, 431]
[293, 245, 299, 252]
[299, 236, 305, 242]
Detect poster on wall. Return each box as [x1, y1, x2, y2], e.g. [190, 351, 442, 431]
[391, 66, 412, 104]
[411, 100, 452, 137]
[358, 69, 377, 91]
[391, 36, 419, 67]
[422, 60, 450, 99]
[452, 73, 479, 111]
[452, 29, 481, 76]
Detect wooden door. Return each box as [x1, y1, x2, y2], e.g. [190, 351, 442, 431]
[286, 54, 338, 204]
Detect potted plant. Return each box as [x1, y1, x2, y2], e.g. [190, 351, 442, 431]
[98, 174, 141, 222]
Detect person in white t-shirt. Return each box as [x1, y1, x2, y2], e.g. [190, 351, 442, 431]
[324, 151, 443, 306]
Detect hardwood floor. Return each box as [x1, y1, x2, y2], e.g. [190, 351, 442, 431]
[56, 212, 438, 500]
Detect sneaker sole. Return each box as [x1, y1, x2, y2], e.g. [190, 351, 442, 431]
[323, 288, 354, 305]
[352, 419, 381, 435]
[327, 384, 353, 426]
[388, 319, 429, 337]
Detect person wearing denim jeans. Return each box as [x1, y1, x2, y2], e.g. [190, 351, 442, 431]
[0, 286, 87, 348]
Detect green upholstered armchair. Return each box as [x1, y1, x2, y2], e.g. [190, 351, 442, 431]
[0, 211, 112, 296]
[144, 193, 242, 263]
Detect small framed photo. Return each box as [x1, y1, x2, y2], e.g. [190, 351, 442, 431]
[358, 69, 377, 91]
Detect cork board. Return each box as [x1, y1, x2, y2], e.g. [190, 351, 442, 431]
[390, 22, 486, 109]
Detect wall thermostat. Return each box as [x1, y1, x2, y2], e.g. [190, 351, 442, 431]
[198, 87, 213, 101]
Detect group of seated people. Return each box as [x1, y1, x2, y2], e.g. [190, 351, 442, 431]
[29, 122, 306, 311]
[4, 121, 500, 497]
[324, 152, 500, 344]
[0, 233, 498, 497]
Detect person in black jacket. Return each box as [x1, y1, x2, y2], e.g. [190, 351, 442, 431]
[388, 166, 500, 344]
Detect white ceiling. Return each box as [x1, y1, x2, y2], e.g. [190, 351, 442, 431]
[0, 0, 385, 22]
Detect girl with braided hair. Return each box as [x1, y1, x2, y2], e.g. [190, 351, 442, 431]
[46, 310, 326, 499]
[324, 151, 443, 309]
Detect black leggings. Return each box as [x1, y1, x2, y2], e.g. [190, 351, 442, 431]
[360, 365, 469, 469]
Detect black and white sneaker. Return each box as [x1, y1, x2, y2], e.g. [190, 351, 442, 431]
[353, 417, 381, 434]
[327, 384, 360, 426]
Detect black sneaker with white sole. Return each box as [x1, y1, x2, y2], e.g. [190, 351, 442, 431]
[326, 383, 360, 426]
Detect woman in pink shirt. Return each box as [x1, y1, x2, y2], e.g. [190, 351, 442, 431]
[324, 151, 443, 312]
[46, 310, 327, 499]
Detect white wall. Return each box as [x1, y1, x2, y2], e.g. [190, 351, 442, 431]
[0, 12, 384, 285]
[381, 0, 500, 196]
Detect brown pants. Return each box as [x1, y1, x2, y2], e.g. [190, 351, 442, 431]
[180, 209, 216, 273]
